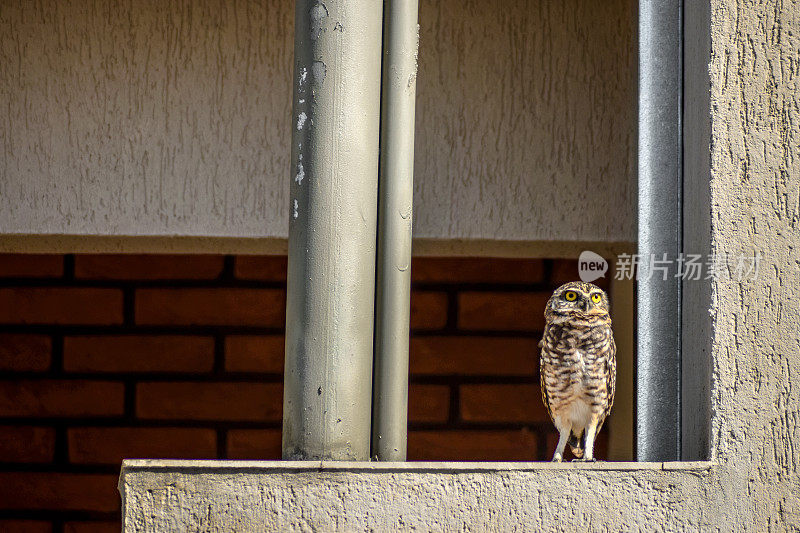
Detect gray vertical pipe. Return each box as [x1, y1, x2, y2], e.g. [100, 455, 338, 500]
[681, 0, 712, 461]
[637, 0, 682, 461]
[371, 0, 419, 461]
[283, 0, 384, 461]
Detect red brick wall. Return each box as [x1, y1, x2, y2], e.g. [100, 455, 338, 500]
[0, 253, 608, 532]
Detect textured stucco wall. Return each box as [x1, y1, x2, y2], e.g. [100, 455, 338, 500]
[0, 0, 293, 238]
[705, 0, 800, 527]
[119, 0, 800, 530]
[0, 0, 635, 246]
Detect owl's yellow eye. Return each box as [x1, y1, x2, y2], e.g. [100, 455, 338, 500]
[564, 291, 577, 301]
[591, 293, 602, 304]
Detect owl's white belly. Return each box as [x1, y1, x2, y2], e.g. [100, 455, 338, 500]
[560, 395, 591, 434]
[552, 350, 592, 434]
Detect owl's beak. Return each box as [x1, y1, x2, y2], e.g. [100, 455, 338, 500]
[582, 300, 590, 312]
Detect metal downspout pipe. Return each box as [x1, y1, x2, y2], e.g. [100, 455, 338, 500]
[283, 0, 384, 461]
[283, 0, 418, 461]
[637, 0, 682, 462]
[372, 0, 419, 461]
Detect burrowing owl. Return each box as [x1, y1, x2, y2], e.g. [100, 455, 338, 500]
[539, 281, 616, 462]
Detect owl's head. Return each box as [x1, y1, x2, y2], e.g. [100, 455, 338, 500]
[545, 281, 611, 324]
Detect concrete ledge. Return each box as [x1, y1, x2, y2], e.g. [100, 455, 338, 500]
[119, 460, 715, 531]
[121, 458, 711, 473]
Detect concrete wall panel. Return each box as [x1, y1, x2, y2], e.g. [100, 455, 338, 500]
[0, 0, 294, 237]
[121, 461, 713, 531]
[0, 0, 635, 246]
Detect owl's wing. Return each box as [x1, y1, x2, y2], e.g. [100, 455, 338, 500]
[596, 334, 617, 435]
[605, 336, 617, 415]
[539, 363, 555, 424]
[539, 329, 556, 424]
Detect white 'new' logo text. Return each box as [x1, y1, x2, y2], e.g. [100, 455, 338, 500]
[578, 251, 608, 283]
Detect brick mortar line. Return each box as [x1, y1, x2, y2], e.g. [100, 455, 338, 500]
[123, 380, 137, 421]
[410, 375, 539, 384]
[122, 287, 135, 325]
[0, 373, 286, 382]
[448, 384, 460, 424]
[0, 419, 285, 429]
[408, 422, 554, 431]
[0, 463, 122, 474]
[542, 258, 554, 285]
[63, 255, 75, 280]
[213, 335, 226, 374]
[221, 255, 236, 281]
[0, 373, 534, 383]
[536, 430, 550, 461]
[414, 282, 559, 292]
[0, 279, 288, 289]
[0, 510, 119, 522]
[0, 419, 552, 432]
[2, 326, 542, 336]
[53, 426, 69, 466]
[0, 279, 560, 292]
[50, 334, 64, 374]
[0, 326, 287, 335]
[217, 429, 228, 460]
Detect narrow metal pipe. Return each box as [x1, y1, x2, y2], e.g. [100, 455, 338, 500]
[371, 0, 419, 461]
[637, 0, 682, 462]
[283, 0, 384, 461]
[681, 0, 712, 461]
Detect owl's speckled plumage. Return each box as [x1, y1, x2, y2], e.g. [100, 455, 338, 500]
[539, 281, 616, 462]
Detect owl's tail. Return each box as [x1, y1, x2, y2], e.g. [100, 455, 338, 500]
[568, 432, 585, 459]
